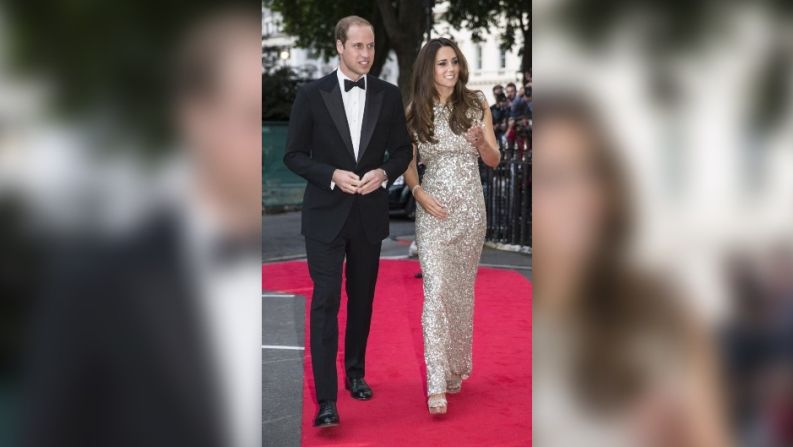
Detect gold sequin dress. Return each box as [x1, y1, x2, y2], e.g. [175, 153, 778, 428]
[415, 95, 486, 396]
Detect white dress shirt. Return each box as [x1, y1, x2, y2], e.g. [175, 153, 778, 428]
[337, 68, 367, 160]
[330, 68, 387, 191]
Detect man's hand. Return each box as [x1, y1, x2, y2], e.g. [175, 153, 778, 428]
[357, 169, 387, 195]
[332, 169, 361, 194]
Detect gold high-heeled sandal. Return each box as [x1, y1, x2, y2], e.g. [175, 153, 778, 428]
[428, 393, 447, 415]
[447, 374, 467, 394]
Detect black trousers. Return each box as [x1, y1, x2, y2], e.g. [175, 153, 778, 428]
[305, 200, 382, 403]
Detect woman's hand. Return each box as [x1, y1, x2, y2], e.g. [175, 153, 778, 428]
[464, 124, 486, 151]
[414, 188, 448, 219]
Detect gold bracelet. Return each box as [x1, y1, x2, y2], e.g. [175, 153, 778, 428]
[411, 185, 421, 195]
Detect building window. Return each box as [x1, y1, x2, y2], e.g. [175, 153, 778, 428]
[500, 48, 507, 69]
[475, 44, 483, 71]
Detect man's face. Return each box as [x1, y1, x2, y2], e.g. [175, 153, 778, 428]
[506, 85, 516, 99]
[493, 87, 503, 97]
[336, 24, 375, 78]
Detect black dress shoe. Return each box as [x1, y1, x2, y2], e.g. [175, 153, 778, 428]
[313, 401, 339, 428]
[345, 377, 373, 400]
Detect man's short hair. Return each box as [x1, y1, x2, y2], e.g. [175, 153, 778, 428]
[506, 82, 517, 89]
[493, 84, 504, 92]
[335, 15, 373, 46]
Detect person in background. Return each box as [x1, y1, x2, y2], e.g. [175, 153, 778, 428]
[505, 116, 517, 152]
[505, 82, 517, 106]
[525, 86, 532, 118]
[511, 85, 530, 119]
[515, 114, 530, 158]
[492, 84, 504, 100]
[490, 93, 509, 150]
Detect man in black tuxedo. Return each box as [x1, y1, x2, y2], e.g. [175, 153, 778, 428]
[283, 15, 412, 428]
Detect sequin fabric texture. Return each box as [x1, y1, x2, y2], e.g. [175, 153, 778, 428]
[415, 94, 487, 396]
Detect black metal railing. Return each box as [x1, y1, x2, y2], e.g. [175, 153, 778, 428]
[480, 145, 531, 250]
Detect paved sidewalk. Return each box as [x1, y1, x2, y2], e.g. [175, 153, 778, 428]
[263, 211, 530, 279]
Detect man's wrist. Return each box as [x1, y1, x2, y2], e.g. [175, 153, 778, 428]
[379, 168, 388, 182]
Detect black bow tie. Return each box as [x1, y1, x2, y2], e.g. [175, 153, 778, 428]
[344, 77, 366, 92]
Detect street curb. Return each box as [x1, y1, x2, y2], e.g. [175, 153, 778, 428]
[484, 241, 531, 255]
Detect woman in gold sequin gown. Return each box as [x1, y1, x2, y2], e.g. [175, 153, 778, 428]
[402, 38, 501, 415]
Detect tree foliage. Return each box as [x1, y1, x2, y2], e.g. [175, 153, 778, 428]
[267, 0, 531, 99]
[264, 0, 392, 77]
[374, 0, 428, 101]
[262, 67, 306, 121]
[444, 0, 530, 82]
[443, 0, 529, 53]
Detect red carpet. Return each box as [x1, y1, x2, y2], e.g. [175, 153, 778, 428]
[263, 259, 532, 447]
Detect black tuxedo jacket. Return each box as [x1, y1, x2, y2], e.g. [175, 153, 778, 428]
[23, 214, 226, 447]
[283, 71, 412, 243]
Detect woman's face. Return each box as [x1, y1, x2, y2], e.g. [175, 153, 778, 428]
[433, 46, 459, 91]
[533, 118, 608, 272]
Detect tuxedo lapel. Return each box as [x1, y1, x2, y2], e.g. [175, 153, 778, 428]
[319, 73, 356, 163]
[358, 75, 383, 163]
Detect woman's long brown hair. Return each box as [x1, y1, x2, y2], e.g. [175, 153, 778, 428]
[405, 38, 483, 144]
